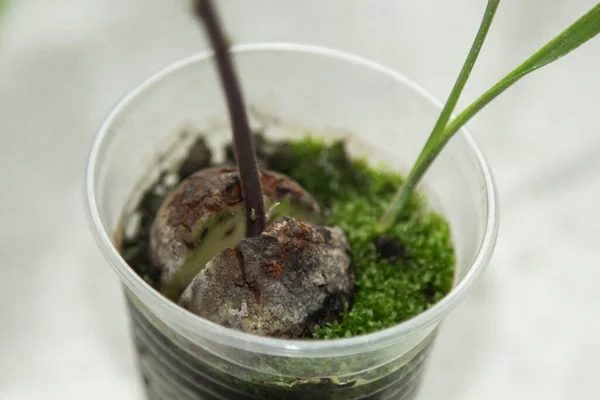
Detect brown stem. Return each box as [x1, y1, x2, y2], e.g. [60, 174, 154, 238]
[193, 0, 267, 237]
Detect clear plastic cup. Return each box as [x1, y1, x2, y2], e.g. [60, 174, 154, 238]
[85, 44, 498, 400]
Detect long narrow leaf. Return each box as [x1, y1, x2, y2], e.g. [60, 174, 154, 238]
[443, 3, 600, 141]
[378, 3, 600, 232]
[377, 0, 500, 232]
[416, 0, 500, 166]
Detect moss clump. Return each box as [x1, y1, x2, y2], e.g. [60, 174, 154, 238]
[267, 137, 455, 339]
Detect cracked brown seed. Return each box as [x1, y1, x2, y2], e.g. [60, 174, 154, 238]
[179, 217, 355, 338]
[150, 167, 322, 300]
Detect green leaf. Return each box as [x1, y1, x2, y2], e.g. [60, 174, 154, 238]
[444, 3, 600, 141]
[377, 0, 500, 232]
[378, 2, 600, 232]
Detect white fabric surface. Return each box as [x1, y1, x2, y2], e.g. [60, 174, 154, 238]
[1, 0, 599, 399]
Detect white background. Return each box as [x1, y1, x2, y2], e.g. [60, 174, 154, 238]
[1, 0, 599, 399]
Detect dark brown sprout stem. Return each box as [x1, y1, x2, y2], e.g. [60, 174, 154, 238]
[193, 0, 267, 238]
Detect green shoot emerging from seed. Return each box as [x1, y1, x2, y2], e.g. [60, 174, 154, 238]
[377, 1, 600, 232]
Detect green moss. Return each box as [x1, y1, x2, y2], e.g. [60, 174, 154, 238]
[270, 137, 455, 339]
